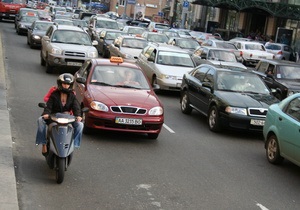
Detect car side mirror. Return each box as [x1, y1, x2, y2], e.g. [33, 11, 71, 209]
[76, 77, 86, 84]
[147, 57, 154, 62]
[202, 82, 213, 92]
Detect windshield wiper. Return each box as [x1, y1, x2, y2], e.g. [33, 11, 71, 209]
[113, 84, 141, 89]
[91, 81, 113, 86]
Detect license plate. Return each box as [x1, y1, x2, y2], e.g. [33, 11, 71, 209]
[250, 119, 265, 126]
[9, 14, 15, 17]
[115, 117, 142, 125]
[67, 62, 82, 66]
[258, 56, 266, 59]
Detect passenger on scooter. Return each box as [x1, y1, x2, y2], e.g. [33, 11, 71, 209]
[35, 73, 83, 156]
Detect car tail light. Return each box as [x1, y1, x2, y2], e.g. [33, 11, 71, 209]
[277, 51, 283, 55]
[240, 51, 243, 56]
[153, 29, 157, 32]
[250, 54, 253, 57]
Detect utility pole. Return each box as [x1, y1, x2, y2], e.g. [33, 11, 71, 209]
[171, 0, 178, 27]
[122, 0, 128, 19]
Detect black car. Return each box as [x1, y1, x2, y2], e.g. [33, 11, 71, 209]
[27, 21, 54, 48]
[180, 64, 279, 132]
[253, 59, 300, 100]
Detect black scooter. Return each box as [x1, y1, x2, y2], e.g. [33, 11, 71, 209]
[38, 103, 88, 184]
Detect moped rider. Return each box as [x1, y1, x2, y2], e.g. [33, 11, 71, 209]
[35, 73, 83, 156]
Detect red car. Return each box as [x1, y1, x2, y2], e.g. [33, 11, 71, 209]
[74, 57, 164, 139]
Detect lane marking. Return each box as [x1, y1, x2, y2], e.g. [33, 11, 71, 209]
[163, 123, 175, 133]
[256, 203, 269, 210]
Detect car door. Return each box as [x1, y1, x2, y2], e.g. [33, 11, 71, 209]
[136, 46, 155, 81]
[74, 60, 92, 104]
[279, 97, 300, 164]
[255, 61, 276, 88]
[41, 26, 54, 59]
[197, 68, 215, 114]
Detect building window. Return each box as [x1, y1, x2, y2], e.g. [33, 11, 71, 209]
[119, 0, 125, 6]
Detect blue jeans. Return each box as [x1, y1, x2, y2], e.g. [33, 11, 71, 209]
[35, 116, 83, 148]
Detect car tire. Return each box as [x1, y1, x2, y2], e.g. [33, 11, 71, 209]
[208, 105, 221, 132]
[148, 133, 159, 140]
[46, 62, 53, 74]
[266, 134, 284, 164]
[181, 90, 192, 114]
[40, 55, 46, 66]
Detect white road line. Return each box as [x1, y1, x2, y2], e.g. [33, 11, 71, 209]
[163, 123, 175, 133]
[256, 203, 269, 210]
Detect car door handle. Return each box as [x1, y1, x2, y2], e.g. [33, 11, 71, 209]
[279, 117, 282, 121]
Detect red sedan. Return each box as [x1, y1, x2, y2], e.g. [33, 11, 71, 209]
[74, 57, 164, 139]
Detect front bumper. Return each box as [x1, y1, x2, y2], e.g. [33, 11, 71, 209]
[47, 53, 89, 69]
[157, 78, 182, 91]
[85, 110, 164, 134]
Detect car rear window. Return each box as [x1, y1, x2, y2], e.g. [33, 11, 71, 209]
[265, 44, 281, 50]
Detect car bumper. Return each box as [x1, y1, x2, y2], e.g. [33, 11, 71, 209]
[47, 53, 89, 68]
[157, 78, 182, 91]
[219, 112, 265, 131]
[85, 110, 164, 134]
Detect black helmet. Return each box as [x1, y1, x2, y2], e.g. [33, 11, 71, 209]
[57, 73, 74, 94]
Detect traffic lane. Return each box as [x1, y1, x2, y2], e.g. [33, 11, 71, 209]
[2, 21, 300, 210]
[156, 90, 300, 209]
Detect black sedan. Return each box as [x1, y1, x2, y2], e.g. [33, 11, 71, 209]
[27, 21, 54, 48]
[180, 64, 279, 132]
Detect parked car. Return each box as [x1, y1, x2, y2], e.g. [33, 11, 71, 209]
[40, 24, 98, 73]
[27, 20, 54, 48]
[108, 35, 148, 62]
[136, 43, 196, 91]
[264, 93, 300, 167]
[253, 59, 300, 100]
[94, 29, 126, 58]
[141, 31, 169, 44]
[180, 64, 279, 132]
[192, 46, 247, 70]
[73, 57, 164, 139]
[232, 40, 274, 66]
[265, 42, 296, 61]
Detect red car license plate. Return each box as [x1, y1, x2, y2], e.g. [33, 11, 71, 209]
[115, 117, 142, 125]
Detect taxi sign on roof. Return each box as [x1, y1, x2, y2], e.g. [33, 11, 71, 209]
[110, 56, 123, 63]
[25, 12, 37, 16]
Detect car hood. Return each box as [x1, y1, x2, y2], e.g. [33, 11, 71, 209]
[32, 30, 47, 36]
[121, 47, 143, 57]
[88, 85, 161, 108]
[51, 43, 95, 51]
[156, 64, 194, 77]
[277, 79, 300, 89]
[208, 61, 247, 69]
[216, 91, 279, 108]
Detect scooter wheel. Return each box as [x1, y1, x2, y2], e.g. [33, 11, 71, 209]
[56, 157, 65, 184]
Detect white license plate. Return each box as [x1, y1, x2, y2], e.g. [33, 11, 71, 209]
[250, 119, 265, 126]
[115, 117, 142, 125]
[258, 56, 266, 59]
[67, 62, 82, 66]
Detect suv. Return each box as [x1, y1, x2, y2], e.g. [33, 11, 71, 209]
[40, 24, 98, 73]
[253, 59, 300, 100]
[87, 16, 120, 40]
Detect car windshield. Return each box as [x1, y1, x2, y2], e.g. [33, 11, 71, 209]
[245, 43, 265, 51]
[215, 42, 237, 49]
[265, 44, 281, 50]
[208, 50, 237, 62]
[21, 16, 38, 23]
[34, 22, 53, 30]
[277, 65, 300, 79]
[164, 31, 179, 37]
[51, 30, 91, 45]
[95, 20, 119, 29]
[54, 20, 73, 25]
[217, 71, 270, 94]
[105, 31, 124, 40]
[157, 51, 195, 67]
[177, 39, 200, 49]
[122, 38, 148, 49]
[72, 20, 88, 27]
[90, 66, 150, 89]
[147, 34, 168, 43]
[128, 28, 145, 35]
[155, 24, 169, 29]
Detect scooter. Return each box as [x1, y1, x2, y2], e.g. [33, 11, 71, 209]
[38, 103, 88, 184]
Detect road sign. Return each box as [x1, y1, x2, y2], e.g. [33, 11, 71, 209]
[183, 1, 189, 7]
[158, 11, 164, 17]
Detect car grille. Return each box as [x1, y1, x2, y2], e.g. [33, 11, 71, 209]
[248, 108, 268, 117]
[110, 106, 147, 115]
[64, 51, 85, 57]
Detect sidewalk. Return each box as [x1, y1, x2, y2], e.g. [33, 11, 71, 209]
[0, 33, 19, 209]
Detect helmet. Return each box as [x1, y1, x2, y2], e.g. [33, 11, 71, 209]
[57, 73, 74, 94]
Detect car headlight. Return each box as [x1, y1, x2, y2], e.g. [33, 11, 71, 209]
[149, 106, 163, 115]
[90, 101, 109, 112]
[88, 51, 98, 58]
[20, 24, 25, 28]
[161, 74, 178, 80]
[225, 106, 247, 115]
[51, 47, 62, 55]
[32, 35, 41, 40]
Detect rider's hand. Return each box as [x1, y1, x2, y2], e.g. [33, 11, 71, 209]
[76, 116, 82, 122]
[43, 114, 49, 120]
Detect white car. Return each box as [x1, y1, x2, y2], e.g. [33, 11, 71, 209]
[136, 43, 196, 91]
[232, 40, 274, 66]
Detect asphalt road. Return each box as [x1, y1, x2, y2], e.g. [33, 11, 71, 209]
[2, 21, 300, 210]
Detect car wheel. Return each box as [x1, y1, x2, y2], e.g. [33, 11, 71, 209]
[266, 134, 284, 164]
[148, 133, 159, 140]
[208, 105, 221, 132]
[82, 112, 91, 134]
[181, 90, 192, 114]
[46, 62, 53, 74]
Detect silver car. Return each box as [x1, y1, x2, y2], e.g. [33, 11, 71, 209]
[41, 25, 98, 73]
[136, 43, 196, 91]
[265, 42, 294, 61]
